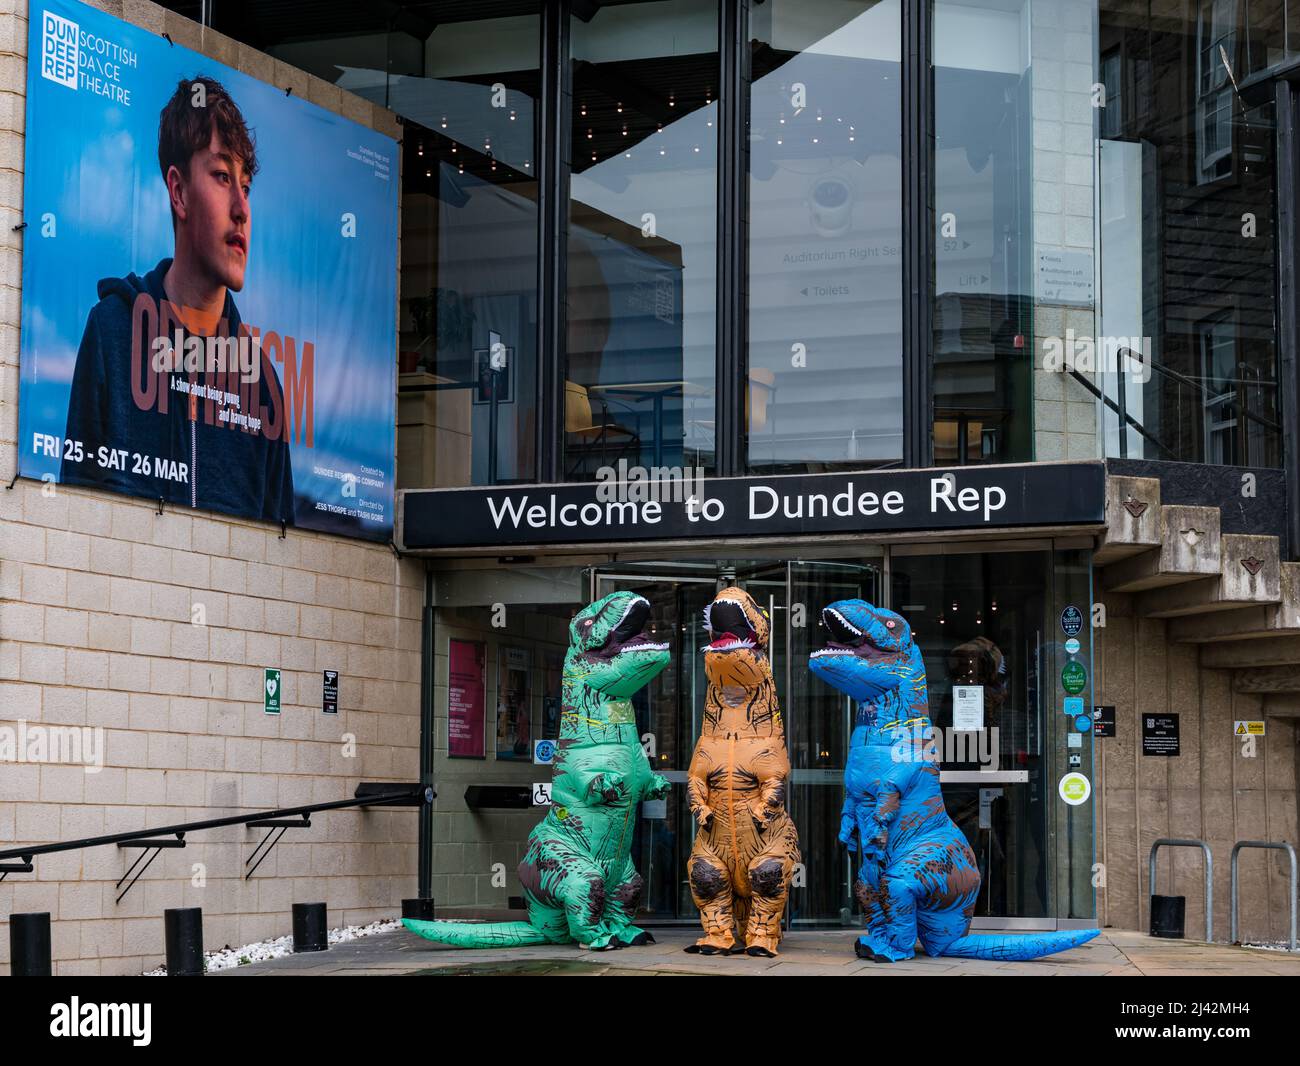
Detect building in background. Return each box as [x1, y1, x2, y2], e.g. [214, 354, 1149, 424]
[1, 0, 1298, 972]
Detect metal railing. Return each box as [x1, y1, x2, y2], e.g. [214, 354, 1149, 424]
[1149, 838, 1214, 941]
[0, 783, 427, 903]
[1230, 840, 1298, 951]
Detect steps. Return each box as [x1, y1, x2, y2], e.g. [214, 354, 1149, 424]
[1093, 472, 1300, 680]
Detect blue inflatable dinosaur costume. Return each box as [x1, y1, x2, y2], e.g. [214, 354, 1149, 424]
[809, 599, 1099, 962]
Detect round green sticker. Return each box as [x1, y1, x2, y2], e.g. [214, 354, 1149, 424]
[1061, 661, 1087, 694]
[1058, 772, 1091, 806]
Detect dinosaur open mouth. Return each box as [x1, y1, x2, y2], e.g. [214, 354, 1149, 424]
[821, 606, 865, 647]
[608, 596, 669, 655]
[704, 599, 758, 652]
[811, 606, 888, 662]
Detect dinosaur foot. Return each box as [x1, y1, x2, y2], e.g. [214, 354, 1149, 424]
[684, 935, 738, 956]
[854, 937, 896, 963]
[744, 935, 780, 958]
[615, 930, 655, 947]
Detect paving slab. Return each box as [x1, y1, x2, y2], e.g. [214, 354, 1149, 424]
[209, 925, 1300, 976]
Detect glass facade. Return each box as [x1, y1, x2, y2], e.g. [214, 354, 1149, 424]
[564, 2, 720, 479]
[746, 0, 903, 472]
[435, 543, 1094, 926]
[933, 0, 1036, 465]
[176, 0, 1296, 485]
[1097, 0, 1284, 466]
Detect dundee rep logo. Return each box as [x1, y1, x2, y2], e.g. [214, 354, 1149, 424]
[41, 11, 80, 90]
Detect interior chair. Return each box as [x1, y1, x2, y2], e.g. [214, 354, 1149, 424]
[564, 380, 640, 478]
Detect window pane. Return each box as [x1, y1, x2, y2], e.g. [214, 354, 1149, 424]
[393, 7, 542, 487]
[564, 1, 719, 481]
[747, 0, 903, 472]
[1098, 0, 1282, 465]
[933, 0, 1038, 465]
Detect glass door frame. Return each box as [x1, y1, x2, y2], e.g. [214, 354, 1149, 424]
[586, 535, 1091, 929]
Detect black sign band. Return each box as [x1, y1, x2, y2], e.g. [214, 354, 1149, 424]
[400, 462, 1105, 551]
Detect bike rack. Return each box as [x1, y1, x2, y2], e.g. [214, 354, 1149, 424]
[1148, 838, 1213, 942]
[1230, 840, 1297, 951]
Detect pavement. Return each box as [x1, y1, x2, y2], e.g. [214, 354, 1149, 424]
[211, 925, 1300, 976]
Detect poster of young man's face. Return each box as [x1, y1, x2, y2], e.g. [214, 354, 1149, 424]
[18, 0, 399, 540]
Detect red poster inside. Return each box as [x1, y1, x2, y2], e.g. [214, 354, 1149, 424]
[448, 639, 486, 758]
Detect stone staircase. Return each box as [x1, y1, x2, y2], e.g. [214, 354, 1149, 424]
[1096, 475, 1300, 712]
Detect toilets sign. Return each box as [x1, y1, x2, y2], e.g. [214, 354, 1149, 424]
[401, 462, 1105, 550]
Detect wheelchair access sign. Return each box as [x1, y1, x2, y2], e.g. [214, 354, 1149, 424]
[532, 782, 553, 806]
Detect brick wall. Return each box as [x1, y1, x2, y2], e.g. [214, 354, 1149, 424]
[0, 0, 425, 974]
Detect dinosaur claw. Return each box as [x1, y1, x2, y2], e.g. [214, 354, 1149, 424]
[745, 945, 776, 958]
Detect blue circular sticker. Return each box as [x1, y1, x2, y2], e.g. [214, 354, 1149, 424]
[534, 739, 556, 764]
[1065, 638, 1081, 655]
[1060, 606, 1083, 636]
[1074, 713, 1093, 733]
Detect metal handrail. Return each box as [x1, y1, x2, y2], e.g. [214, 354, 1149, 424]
[1149, 838, 1214, 941]
[1230, 840, 1298, 951]
[0, 784, 425, 869]
[1068, 369, 1178, 459]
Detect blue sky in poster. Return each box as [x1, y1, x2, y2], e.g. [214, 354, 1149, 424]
[18, 0, 398, 539]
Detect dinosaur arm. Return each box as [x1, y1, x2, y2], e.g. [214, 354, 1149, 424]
[571, 769, 627, 804]
[838, 793, 859, 850]
[863, 780, 902, 853]
[687, 749, 714, 828]
[749, 760, 788, 827]
[638, 745, 671, 800]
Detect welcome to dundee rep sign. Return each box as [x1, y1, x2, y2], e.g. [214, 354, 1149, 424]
[399, 461, 1106, 550]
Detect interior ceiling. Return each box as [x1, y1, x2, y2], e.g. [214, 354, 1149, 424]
[161, 1, 659, 48]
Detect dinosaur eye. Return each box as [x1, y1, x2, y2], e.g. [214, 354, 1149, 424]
[885, 620, 896, 629]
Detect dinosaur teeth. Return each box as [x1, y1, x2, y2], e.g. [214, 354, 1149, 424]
[825, 608, 863, 638]
[617, 640, 669, 654]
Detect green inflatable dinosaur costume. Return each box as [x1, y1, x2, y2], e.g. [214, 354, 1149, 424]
[403, 591, 670, 950]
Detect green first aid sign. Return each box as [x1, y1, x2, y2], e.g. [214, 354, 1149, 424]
[264, 669, 281, 715]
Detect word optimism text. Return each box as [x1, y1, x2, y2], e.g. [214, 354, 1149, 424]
[132, 293, 314, 446]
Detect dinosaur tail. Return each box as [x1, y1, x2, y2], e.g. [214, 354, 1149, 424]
[401, 917, 552, 949]
[941, 928, 1100, 961]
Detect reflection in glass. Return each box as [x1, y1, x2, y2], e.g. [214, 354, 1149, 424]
[384, 8, 542, 487]
[747, 0, 903, 472]
[564, 1, 719, 481]
[1098, 0, 1282, 465]
[891, 550, 1052, 919]
[933, 0, 1035, 464]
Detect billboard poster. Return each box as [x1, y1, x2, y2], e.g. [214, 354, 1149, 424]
[19, 0, 398, 539]
[447, 639, 485, 759]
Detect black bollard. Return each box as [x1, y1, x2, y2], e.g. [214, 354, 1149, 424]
[1150, 895, 1186, 939]
[292, 902, 328, 952]
[164, 907, 204, 976]
[10, 912, 52, 977]
[402, 897, 435, 921]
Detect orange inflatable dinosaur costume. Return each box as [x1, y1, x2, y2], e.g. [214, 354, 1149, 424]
[685, 587, 800, 957]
